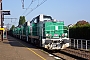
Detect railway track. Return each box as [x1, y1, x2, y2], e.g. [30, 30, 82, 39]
[61, 48, 90, 60]
[44, 48, 90, 60]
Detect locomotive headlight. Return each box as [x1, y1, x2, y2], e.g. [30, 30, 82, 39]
[62, 33, 67, 37]
[62, 34, 64, 37]
[46, 34, 49, 36]
[46, 34, 52, 38]
[65, 33, 67, 36]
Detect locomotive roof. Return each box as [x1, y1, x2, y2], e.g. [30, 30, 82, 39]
[30, 14, 52, 23]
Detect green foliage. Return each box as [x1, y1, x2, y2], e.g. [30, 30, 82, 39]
[19, 16, 26, 25]
[69, 21, 90, 40]
[10, 25, 15, 30]
[75, 20, 89, 26]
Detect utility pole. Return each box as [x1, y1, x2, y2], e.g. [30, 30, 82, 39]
[0, 0, 3, 41]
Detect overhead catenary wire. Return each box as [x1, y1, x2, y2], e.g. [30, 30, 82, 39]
[25, 0, 47, 17]
[22, 0, 37, 15]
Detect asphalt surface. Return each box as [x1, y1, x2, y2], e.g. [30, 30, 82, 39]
[0, 36, 55, 60]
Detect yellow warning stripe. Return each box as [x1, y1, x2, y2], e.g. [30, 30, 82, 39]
[16, 40, 46, 60]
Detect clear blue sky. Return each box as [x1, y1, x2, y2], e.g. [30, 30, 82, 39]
[2, 0, 90, 27]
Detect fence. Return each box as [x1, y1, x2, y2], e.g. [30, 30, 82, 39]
[69, 38, 90, 51]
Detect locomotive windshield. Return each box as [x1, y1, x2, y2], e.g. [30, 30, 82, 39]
[43, 15, 52, 21]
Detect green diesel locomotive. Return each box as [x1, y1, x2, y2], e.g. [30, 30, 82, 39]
[13, 14, 69, 50]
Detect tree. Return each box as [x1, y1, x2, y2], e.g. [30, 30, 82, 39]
[75, 20, 89, 26]
[69, 20, 90, 40]
[19, 16, 26, 25]
[10, 25, 15, 30]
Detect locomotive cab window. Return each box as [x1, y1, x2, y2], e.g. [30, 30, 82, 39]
[32, 16, 39, 23]
[34, 19, 37, 23]
[43, 15, 52, 21]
